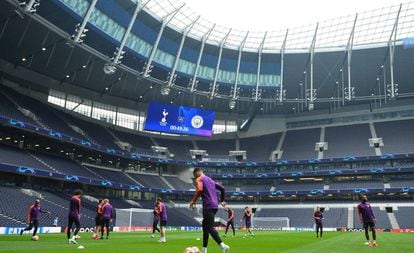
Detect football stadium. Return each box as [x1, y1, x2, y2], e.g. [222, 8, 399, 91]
[0, 0, 414, 252]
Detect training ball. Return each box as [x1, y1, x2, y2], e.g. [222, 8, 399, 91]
[196, 238, 201, 241]
[183, 247, 200, 253]
[77, 245, 85, 250]
[31, 235, 39, 241]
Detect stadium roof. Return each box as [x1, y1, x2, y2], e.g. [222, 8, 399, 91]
[142, 0, 414, 52]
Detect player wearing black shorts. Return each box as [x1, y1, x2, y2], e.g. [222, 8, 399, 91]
[93, 199, 103, 239]
[358, 195, 377, 247]
[224, 207, 235, 237]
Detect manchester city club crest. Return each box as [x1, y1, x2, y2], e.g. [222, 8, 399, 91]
[191, 115, 203, 129]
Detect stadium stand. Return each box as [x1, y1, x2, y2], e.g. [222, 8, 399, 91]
[281, 128, 320, 160]
[3, 87, 84, 139]
[153, 138, 193, 160]
[0, 145, 53, 172]
[127, 173, 170, 189]
[389, 179, 414, 188]
[108, 129, 155, 155]
[59, 113, 118, 149]
[375, 119, 414, 154]
[197, 139, 236, 157]
[329, 180, 384, 190]
[84, 166, 138, 186]
[162, 175, 194, 190]
[324, 124, 375, 158]
[29, 152, 102, 179]
[275, 182, 324, 191]
[240, 133, 281, 161]
[0, 91, 40, 127]
[394, 207, 414, 228]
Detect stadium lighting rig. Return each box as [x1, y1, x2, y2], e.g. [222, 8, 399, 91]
[252, 88, 262, 101]
[160, 72, 177, 96]
[188, 78, 199, 92]
[161, 86, 171, 96]
[229, 86, 240, 109]
[387, 83, 399, 99]
[103, 0, 150, 75]
[306, 88, 317, 110]
[344, 87, 355, 101]
[69, 23, 89, 45]
[208, 83, 219, 100]
[275, 89, 286, 104]
[17, 0, 41, 15]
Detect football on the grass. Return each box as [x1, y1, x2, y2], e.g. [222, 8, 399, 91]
[31, 235, 39, 241]
[183, 247, 200, 253]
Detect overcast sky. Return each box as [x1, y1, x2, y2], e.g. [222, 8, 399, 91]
[181, 0, 404, 31]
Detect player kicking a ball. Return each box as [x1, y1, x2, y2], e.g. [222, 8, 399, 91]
[190, 168, 230, 253]
[156, 197, 168, 243]
[357, 195, 378, 247]
[20, 199, 51, 240]
[93, 199, 103, 239]
[241, 207, 254, 237]
[313, 207, 323, 239]
[67, 189, 82, 244]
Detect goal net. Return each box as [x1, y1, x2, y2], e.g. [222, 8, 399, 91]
[252, 217, 290, 229]
[115, 208, 153, 231]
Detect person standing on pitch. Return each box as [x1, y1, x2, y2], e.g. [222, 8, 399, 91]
[53, 217, 59, 227]
[241, 207, 254, 237]
[357, 195, 378, 247]
[313, 207, 324, 238]
[67, 189, 82, 244]
[224, 207, 235, 237]
[156, 197, 168, 243]
[100, 198, 113, 240]
[93, 199, 103, 239]
[190, 168, 230, 253]
[20, 199, 51, 239]
[151, 203, 161, 238]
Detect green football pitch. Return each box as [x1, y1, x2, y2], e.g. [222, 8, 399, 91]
[0, 231, 413, 253]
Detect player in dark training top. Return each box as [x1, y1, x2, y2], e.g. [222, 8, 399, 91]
[67, 189, 82, 244]
[151, 203, 161, 238]
[20, 199, 50, 239]
[156, 197, 168, 243]
[313, 207, 323, 238]
[241, 207, 254, 237]
[93, 199, 103, 239]
[100, 198, 113, 240]
[357, 195, 378, 247]
[190, 168, 230, 253]
[224, 207, 235, 237]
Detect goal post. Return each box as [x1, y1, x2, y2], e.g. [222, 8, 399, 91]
[115, 208, 153, 231]
[253, 217, 290, 229]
